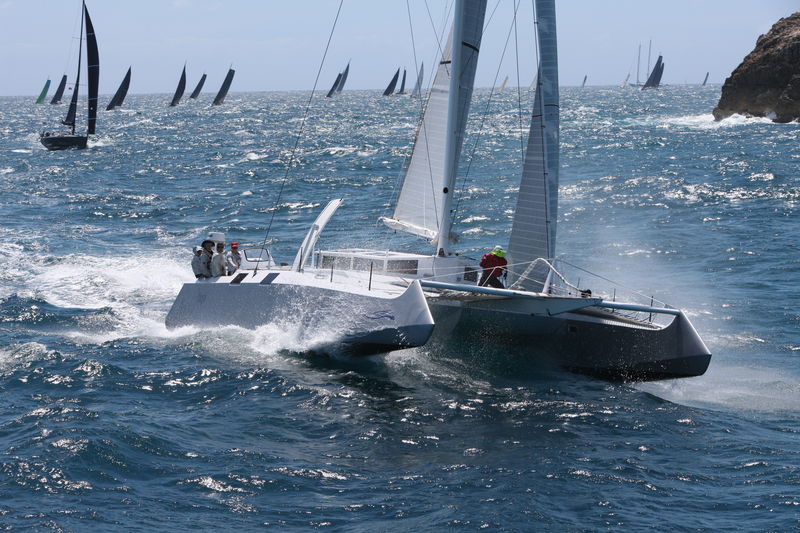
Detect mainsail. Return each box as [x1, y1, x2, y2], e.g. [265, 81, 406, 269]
[336, 62, 349, 93]
[382, 69, 400, 96]
[170, 66, 187, 106]
[326, 72, 342, 98]
[50, 75, 67, 104]
[84, 4, 99, 135]
[213, 68, 235, 105]
[642, 55, 664, 89]
[35, 79, 51, 104]
[507, 0, 560, 292]
[190, 74, 206, 99]
[106, 67, 131, 110]
[396, 69, 407, 94]
[411, 62, 424, 98]
[702, 72, 709, 86]
[380, 0, 487, 249]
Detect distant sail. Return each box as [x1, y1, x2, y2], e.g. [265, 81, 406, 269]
[702, 72, 709, 86]
[336, 62, 349, 93]
[50, 75, 67, 104]
[641, 55, 663, 89]
[498, 75, 508, 93]
[170, 66, 187, 106]
[621, 73, 630, 88]
[106, 67, 131, 110]
[383, 68, 400, 96]
[581, 74, 587, 88]
[85, 4, 99, 135]
[35, 79, 51, 104]
[212, 68, 235, 105]
[326, 72, 342, 98]
[396, 68, 407, 94]
[411, 62, 424, 97]
[189, 73, 206, 99]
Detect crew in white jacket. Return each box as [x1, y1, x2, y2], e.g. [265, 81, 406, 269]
[211, 242, 227, 277]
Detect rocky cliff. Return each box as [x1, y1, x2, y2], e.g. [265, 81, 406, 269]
[713, 12, 800, 123]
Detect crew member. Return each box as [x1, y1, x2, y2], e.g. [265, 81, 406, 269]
[226, 242, 241, 275]
[190, 246, 203, 279]
[198, 240, 214, 278]
[478, 246, 507, 288]
[211, 242, 227, 277]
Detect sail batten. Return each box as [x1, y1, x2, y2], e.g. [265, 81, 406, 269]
[507, 0, 560, 292]
[50, 75, 67, 104]
[385, 0, 487, 246]
[212, 68, 235, 105]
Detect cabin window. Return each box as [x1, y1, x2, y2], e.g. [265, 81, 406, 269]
[387, 260, 418, 275]
[320, 255, 352, 270]
[353, 258, 383, 271]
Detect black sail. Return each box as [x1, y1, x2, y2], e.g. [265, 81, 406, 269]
[189, 73, 206, 99]
[62, 3, 84, 131]
[50, 75, 68, 104]
[642, 55, 663, 89]
[382, 68, 400, 96]
[326, 72, 342, 98]
[336, 62, 349, 93]
[396, 69, 407, 94]
[212, 68, 235, 105]
[170, 66, 186, 106]
[84, 3, 99, 135]
[106, 67, 130, 110]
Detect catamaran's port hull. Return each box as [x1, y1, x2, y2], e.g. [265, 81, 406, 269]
[427, 298, 711, 382]
[40, 135, 88, 150]
[165, 275, 434, 356]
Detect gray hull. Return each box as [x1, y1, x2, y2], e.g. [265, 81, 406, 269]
[428, 298, 711, 382]
[166, 273, 434, 356]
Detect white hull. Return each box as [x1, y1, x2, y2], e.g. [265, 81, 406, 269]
[424, 290, 711, 381]
[165, 269, 434, 356]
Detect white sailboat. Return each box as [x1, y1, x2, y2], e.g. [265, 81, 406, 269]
[318, 0, 711, 380]
[166, 200, 435, 356]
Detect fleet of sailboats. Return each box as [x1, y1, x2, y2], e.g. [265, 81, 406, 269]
[39, 0, 98, 151]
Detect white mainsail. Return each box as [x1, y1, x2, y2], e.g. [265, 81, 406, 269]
[507, 0, 559, 291]
[380, 0, 487, 249]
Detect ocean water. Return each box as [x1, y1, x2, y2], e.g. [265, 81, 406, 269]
[0, 86, 798, 531]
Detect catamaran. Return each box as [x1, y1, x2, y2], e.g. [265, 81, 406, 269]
[316, 0, 711, 381]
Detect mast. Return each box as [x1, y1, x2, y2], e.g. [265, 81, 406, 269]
[106, 67, 131, 110]
[84, 2, 99, 135]
[170, 65, 186, 106]
[646, 40, 652, 79]
[212, 68, 235, 105]
[50, 75, 67, 104]
[636, 43, 641, 85]
[189, 73, 206, 99]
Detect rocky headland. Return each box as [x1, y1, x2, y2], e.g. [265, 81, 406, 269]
[713, 12, 800, 123]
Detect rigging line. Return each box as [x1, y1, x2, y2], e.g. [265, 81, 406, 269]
[451, 0, 518, 227]
[513, 0, 525, 166]
[254, 0, 344, 272]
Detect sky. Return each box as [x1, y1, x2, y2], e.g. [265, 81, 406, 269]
[0, 0, 797, 97]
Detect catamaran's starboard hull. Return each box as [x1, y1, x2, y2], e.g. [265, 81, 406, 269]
[165, 273, 434, 356]
[40, 135, 88, 150]
[427, 298, 711, 382]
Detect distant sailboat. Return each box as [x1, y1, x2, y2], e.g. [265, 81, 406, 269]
[581, 74, 587, 88]
[641, 55, 664, 89]
[212, 68, 235, 105]
[498, 75, 509, 93]
[170, 65, 186, 106]
[411, 62, 424, 97]
[40, 1, 98, 150]
[189, 74, 207, 99]
[336, 62, 349, 93]
[50, 75, 68, 104]
[326, 72, 342, 98]
[702, 72, 709, 86]
[35, 79, 51, 104]
[396, 68, 407, 94]
[106, 66, 131, 110]
[621, 72, 630, 88]
[382, 68, 400, 96]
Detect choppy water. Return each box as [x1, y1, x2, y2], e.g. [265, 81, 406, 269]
[0, 86, 798, 531]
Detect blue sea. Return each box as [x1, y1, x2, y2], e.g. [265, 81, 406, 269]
[0, 86, 798, 531]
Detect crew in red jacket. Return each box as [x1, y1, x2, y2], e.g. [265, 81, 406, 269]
[478, 246, 507, 288]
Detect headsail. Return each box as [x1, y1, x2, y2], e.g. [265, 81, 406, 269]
[35, 79, 51, 104]
[380, 0, 487, 249]
[189, 73, 206, 99]
[50, 75, 67, 104]
[84, 3, 99, 135]
[642, 55, 663, 89]
[170, 66, 187, 106]
[383, 68, 400, 96]
[213, 68, 235, 105]
[106, 67, 131, 110]
[507, 0, 560, 292]
[411, 62, 424, 98]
